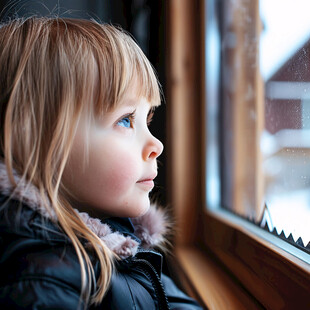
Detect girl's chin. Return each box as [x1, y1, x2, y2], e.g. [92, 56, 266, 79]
[127, 201, 151, 218]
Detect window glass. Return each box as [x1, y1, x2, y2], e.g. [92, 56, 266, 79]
[206, 0, 310, 249]
[260, 0, 310, 246]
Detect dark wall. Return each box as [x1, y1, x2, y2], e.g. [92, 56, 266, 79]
[0, 0, 167, 205]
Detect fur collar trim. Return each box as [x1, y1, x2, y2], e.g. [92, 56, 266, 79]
[0, 162, 169, 259]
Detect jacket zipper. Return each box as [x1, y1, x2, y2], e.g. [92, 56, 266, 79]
[131, 258, 170, 310]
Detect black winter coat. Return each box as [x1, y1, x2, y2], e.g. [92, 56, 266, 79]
[0, 163, 202, 309]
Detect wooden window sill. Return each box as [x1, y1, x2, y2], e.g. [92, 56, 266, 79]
[201, 209, 310, 309]
[173, 245, 263, 310]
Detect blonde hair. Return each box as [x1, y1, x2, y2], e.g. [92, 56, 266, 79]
[0, 17, 161, 305]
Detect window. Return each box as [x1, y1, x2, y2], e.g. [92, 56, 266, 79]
[208, 0, 310, 253]
[167, 0, 310, 309]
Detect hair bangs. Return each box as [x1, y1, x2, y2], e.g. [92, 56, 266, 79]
[91, 25, 161, 115]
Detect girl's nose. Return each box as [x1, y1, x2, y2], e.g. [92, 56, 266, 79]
[143, 133, 164, 161]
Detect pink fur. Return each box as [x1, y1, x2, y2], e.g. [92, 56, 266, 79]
[0, 162, 56, 219]
[132, 205, 169, 249]
[102, 233, 139, 259]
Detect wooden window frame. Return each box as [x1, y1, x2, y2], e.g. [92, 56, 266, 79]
[166, 1, 310, 309]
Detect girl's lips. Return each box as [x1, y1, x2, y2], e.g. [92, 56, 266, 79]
[136, 178, 155, 189]
[137, 172, 157, 189]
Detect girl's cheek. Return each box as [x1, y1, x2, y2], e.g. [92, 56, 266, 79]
[100, 153, 138, 192]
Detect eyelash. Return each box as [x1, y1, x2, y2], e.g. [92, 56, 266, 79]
[116, 109, 154, 129]
[147, 110, 154, 126]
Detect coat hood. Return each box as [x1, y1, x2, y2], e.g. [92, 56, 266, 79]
[0, 162, 170, 259]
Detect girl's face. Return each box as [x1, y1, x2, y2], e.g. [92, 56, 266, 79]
[63, 86, 163, 218]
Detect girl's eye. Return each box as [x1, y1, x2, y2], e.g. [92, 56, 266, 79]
[118, 117, 131, 128]
[117, 112, 135, 128]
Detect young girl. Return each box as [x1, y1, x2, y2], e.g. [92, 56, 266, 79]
[0, 17, 202, 309]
